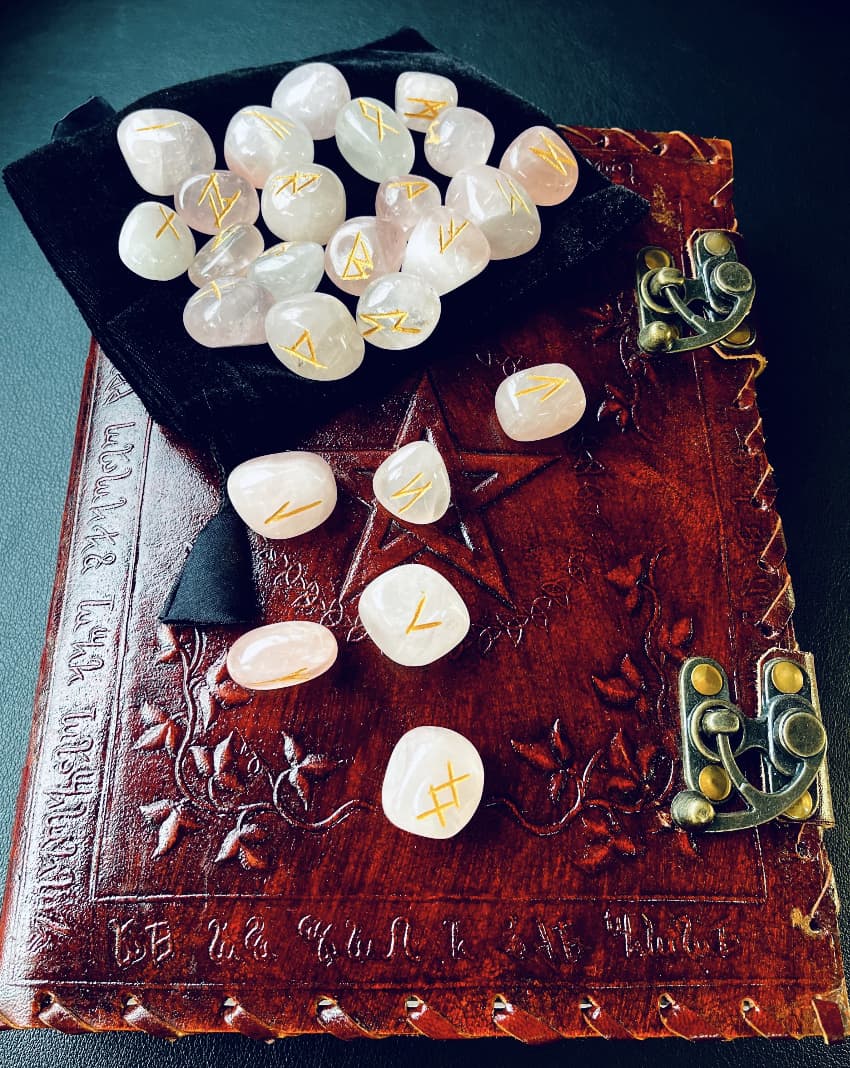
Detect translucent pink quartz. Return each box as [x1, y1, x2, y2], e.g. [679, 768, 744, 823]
[227, 621, 338, 690]
[495, 362, 586, 441]
[445, 165, 540, 260]
[183, 277, 273, 348]
[247, 242, 325, 301]
[272, 62, 351, 140]
[356, 273, 441, 351]
[223, 105, 314, 188]
[395, 72, 458, 133]
[117, 108, 215, 196]
[174, 170, 259, 235]
[375, 174, 441, 236]
[424, 107, 495, 177]
[266, 293, 365, 382]
[261, 164, 346, 244]
[499, 126, 579, 206]
[188, 224, 264, 287]
[402, 207, 490, 295]
[324, 216, 405, 296]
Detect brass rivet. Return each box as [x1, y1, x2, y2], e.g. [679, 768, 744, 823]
[783, 790, 814, 821]
[691, 663, 724, 696]
[703, 231, 732, 256]
[699, 764, 732, 802]
[771, 660, 805, 694]
[780, 711, 826, 759]
[643, 247, 671, 270]
[725, 320, 754, 346]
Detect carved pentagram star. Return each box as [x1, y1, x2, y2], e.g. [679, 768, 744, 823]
[322, 373, 561, 607]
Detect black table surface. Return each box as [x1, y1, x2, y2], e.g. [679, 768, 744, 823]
[1, 2, 848, 1066]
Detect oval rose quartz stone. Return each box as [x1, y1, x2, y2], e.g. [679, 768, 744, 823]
[117, 108, 215, 196]
[175, 170, 260, 235]
[227, 621, 338, 690]
[499, 125, 579, 206]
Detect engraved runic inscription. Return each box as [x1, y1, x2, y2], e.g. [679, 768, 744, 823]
[416, 762, 472, 826]
[264, 499, 323, 524]
[496, 175, 532, 216]
[276, 329, 327, 369]
[247, 109, 294, 140]
[258, 666, 312, 686]
[275, 172, 321, 196]
[211, 224, 237, 250]
[360, 310, 421, 338]
[341, 231, 374, 280]
[154, 205, 180, 241]
[358, 98, 399, 141]
[391, 471, 432, 513]
[405, 593, 442, 634]
[389, 179, 430, 200]
[135, 121, 180, 132]
[438, 217, 469, 253]
[403, 97, 448, 122]
[515, 374, 568, 402]
[530, 133, 576, 176]
[197, 172, 242, 228]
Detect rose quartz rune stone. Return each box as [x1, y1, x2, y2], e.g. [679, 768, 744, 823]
[227, 451, 337, 538]
[272, 62, 351, 140]
[424, 106, 495, 177]
[117, 108, 215, 196]
[494, 362, 586, 441]
[445, 165, 540, 259]
[118, 201, 196, 281]
[174, 170, 259, 235]
[227, 621, 338, 690]
[188, 224, 264, 287]
[335, 97, 415, 182]
[356, 273, 441, 351]
[223, 105, 314, 188]
[247, 241, 325, 301]
[266, 292, 365, 381]
[324, 216, 405, 296]
[402, 207, 490, 295]
[394, 71, 458, 132]
[499, 125, 579, 206]
[261, 164, 346, 244]
[183, 277, 273, 348]
[375, 174, 441, 236]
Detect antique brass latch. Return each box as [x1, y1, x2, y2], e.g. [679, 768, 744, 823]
[672, 652, 832, 833]
[636, 230, 756, 354]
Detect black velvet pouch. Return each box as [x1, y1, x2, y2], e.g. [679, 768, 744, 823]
[4, 27, 648, 625]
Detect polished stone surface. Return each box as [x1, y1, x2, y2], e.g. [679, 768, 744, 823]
[188, 223, 264, 287]
[117, 108, 216, 196]
[424, 106, 495, 177]
[445, 164, 540, 259]
[499, 125, 579, 206]
[224, 105, 314, 188]
[324, 215, 405, 296]
[174, 169, 260, 234]
[335, 96, 415, 182]
[227, 621, 338, 690]
[271, 61, 351, 140]
[183, 277, 273, 347]
[382, 725, 484, 839]
[375, 174, 441, 236]
[494, 361, 586, 441]
[356, 273, 441, 350]
[118, 201, 196, 281]
[247, 240, 325, 301]
[394, 71, 458, 132]
[227, 450, 337, 538]
[402, 206, 490, 295]
[261, 163, 346, 244]
[358, 562, 470, 666]
[266, 292, 365, 381]
[373, 440, 451, 525]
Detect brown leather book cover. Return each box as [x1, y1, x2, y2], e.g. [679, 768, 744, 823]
[0, 126, 846, 1043]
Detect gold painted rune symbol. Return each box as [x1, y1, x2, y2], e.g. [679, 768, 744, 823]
[275, 172, 321, 196]
[515, 375, 569, 402]
[388, 179, 430, 200]
[496, 175, 532, 216]
[135, 121, 181, 132]
[359, 309, 421, 338]
[403, 97, 447, 122]
[416, 762, 472, 826]
[154, 205, 180, 241]
[341, 231, 374, 280]
[211, 224, 238, 249]
[257, 666, 313, 686]
[438, 217, 469, 253]
[390, 471, 432, 513]
[247, 109, 294, 140]
[358, 98, 398, 141]
[197, 172, 242, 228]
[529, 133, 576, 175]
[276, 329, 327, 369]
[264, 499, 323, 524]
[406, 594, 442, 635]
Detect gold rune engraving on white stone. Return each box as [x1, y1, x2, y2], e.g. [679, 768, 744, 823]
[341, 231, 374, 280]
[264, 499, 323, 524]
[496, 175, 532, 216]
[155, 205, 180, 241]
[529, 133, 576, 175]
[388, 179, 430, 200]
[247, 110, 294, 140]
[515, 374, 568, 402]
[390, 471, 432, 513]
[257, 666, 313, 686]
[276, 329, 327, 369]
[197, 172, 242, 227]
[359, 309, 421, 338]
[211, 224, 238, 250]
[275, 172, 322, 196]
[438, 217, 469, 253]
[135, 121, 181, 132]
[405, 594, 442, 634]
[403, 97, 447, 122]
[358, 98, 398, 141]
[416, 762, 472, 826]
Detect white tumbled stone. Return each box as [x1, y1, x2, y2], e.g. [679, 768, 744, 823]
[247, 241, 325, 301]
[117, 108, 215, 196]
[118, 201, 196, 281]
[382, 726, 484, 839]
[402, 207, 490, 295]
[356, 273, 440, 351]
[335, 97, 415, 183]
[227, 451, 337, 538]
[272, 62, 351, 140]
[174, 169, 259, 235]
[424, 107, 494, 177]
[227, 621, 338, 691]
[183, 277, 273, 348]
[261, 164, 346, 244]
[359, 563, 470, 667]
[324, 216, 405, 296]
[375, 174, 441, 236]
[445, 164, 541, 259]
[495, 362, 587, 441]
[224, 105, 314, 188]
[266, 292, 365, 381]
[394, 71, 458, 133]
[499, 125, 579, 206]
[373, 441, 451, 525]
[188, 224, 264, 287]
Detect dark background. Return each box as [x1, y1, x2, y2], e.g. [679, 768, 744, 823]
[0, 1, 848, 1065]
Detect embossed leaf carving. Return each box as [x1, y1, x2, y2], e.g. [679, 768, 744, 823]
[604, 555, 646, 612]
[134, 702, 180, 756]
[574, 808, 640, 873]
[511, 718, 575, 804]
[281, 733, 340, 810]
[215, 822, 270, 871]
[511, 739, 560, 774]
[603, 729, 673, 809]
[207, 653, 252, 709]
[597, 384, 633, 431]
[658, 616, 695, 662]
[591, 673, 638, 707]
[155, 624, 180, 664]
[140, 799, 201, 859]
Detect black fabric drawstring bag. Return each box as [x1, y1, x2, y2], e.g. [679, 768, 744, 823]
[4, 27, 648, 626]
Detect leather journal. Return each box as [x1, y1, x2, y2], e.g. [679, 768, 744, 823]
[0, 124, 846, 1044]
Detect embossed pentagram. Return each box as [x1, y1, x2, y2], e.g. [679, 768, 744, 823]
[322, 373, 561, 606]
